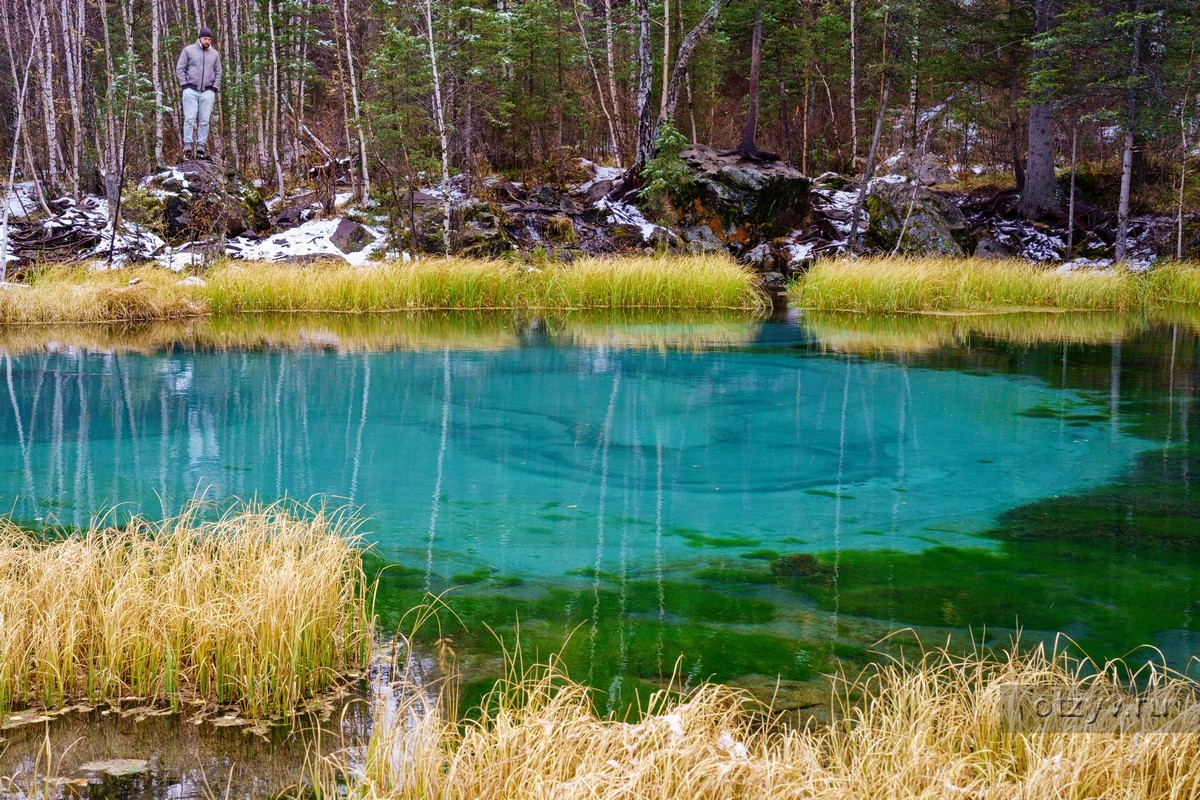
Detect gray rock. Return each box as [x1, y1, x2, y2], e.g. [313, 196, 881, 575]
[330, 218, 374, 254]
[682, 225, 724, 254]
[741, 243, 779, 271]
[865, 178, 967, 256]
[886, 150, 954, 186]
[973, 234, 1011, 259]
[279, 253, 349, 266]
[679, 144, 810, 245]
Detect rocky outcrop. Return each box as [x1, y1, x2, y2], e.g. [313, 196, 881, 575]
[677, 145, 810, 251]
[864, 177, 969, 256]
[142, 159, 269, 242]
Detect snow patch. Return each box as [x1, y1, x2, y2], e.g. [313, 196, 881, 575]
[594, 197, 665, 243]
[3, 182, 40, 218]
[226, 217, 385, 265]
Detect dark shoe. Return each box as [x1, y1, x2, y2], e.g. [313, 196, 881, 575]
[196, 148, 207, 160]
[182, 148, 193, 161]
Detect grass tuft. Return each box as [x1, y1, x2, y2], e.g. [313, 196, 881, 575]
[792, 257, 1200, 314]
[0, 256, 765, 325]
[320, 642, 1200, 799]
[0, 501, 373, 719]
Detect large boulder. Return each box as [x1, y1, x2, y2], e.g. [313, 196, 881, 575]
[865, 177, 968, 256]
[142, 159, 269, 243]
[677, 144, 810, 251]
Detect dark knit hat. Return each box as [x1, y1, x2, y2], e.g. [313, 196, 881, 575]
[198, 26, 213, 38]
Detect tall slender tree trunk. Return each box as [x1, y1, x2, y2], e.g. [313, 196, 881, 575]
[633, 0, 654, 170]
[802, 71, 810, 174]
[151, 0, 164, 164]
[1180, 101, 1191, 260]
[1019, 0, 1061, 220]
[908, 35, 919, 151]
[267, 0, 286, 199]
[341, 0, 370, 198]
[849, 0, 859, 168]
[34, 5, 62, 192]
[660, 0, 670, 120]
[1007, 48, 1025, 189]
[1, 4, 47, 279]
[738, 7, 769, 159]
[56, 0, 82, 195]
[96, 0, 117, 171]
[1115, 3, 1144, 263]
[850, 80, 891, 251]
[779, 69, 793, 164]
[1067, 121, 1078, 256]
[573, 2, 622, 165]
[604, 0, 623, 161]
[421, 0, 452, 250]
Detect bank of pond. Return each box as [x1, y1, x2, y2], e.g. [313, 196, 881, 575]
[2, 256, 1200, 325]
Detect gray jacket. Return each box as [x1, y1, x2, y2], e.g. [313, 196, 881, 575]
[176, 42, 221, 92]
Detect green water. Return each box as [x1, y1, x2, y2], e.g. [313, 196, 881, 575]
[0, 311, 1197, 713]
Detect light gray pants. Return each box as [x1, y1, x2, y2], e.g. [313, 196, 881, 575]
[182, 87, 215, 148]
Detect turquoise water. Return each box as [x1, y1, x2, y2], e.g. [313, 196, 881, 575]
[1, 314, 1198, 706]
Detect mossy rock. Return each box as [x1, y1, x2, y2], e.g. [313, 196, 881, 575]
[770, 553, 831, 579]
[864, 179, 966, 256]
[545, 214, 578, 243]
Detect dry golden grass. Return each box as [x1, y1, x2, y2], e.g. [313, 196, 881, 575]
[0, 256, 764, 325]
[0, 265, 203, 325]
[322, 642, 1200, 799]
[0, 502, 373, 719]
[525, 255, 768, 311]
[793, 257, 1200, 314]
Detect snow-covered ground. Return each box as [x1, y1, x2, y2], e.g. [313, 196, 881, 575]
[3, 182, 42, 219]
[226, 218, 386, 265]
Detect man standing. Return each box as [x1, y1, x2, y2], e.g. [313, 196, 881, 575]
[176, 27, 221, 160]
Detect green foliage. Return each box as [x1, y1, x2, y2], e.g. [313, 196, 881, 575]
[638, 124, 694, 223]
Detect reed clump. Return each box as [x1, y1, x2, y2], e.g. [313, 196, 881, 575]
[323, 643, 1200, 799]
[525, 255, 768, 311]
[0, 256, 764, 325]
[202, 259, 525, 313]
[0, 265, 202, 325]
[0, 502, 373, 719]
[793, 257, 1200, 313]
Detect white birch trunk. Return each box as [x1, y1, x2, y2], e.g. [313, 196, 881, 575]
[151, 0, 164, 164]
[267, 0, 286, 200]
[422, 0, 452, 250]
[341, 0, 370, 198]
[34, 4, 62, 191]
[849, 0, 858, 168]
[1, 4, 47, 279]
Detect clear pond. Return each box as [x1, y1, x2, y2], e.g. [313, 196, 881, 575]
[1, 311, 1198, 717]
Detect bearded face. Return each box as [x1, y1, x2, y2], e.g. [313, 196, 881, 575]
[199, 36, 212, 49]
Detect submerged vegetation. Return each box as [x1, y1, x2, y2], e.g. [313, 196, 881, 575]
[319, 643, 1200, 799]
[0, 502, 372, 719]
[0, 256, 765, 325]
[793, 258, 1200, 313]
